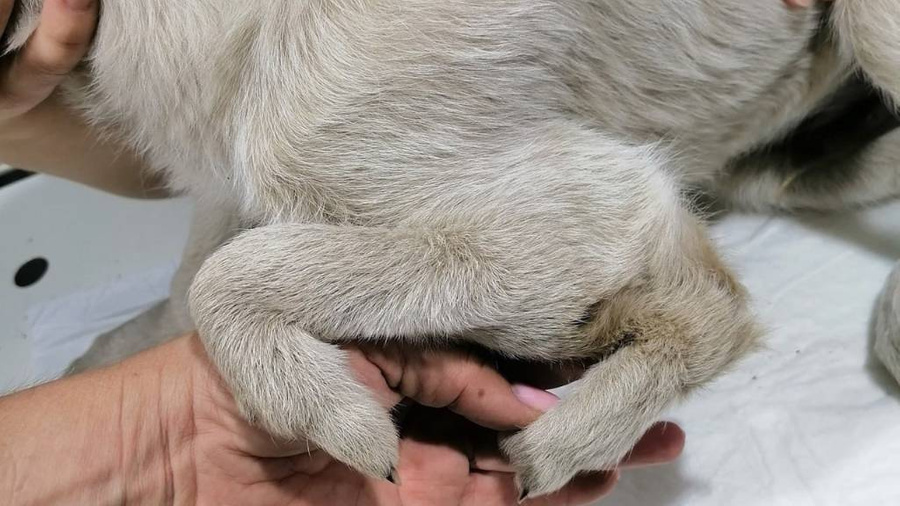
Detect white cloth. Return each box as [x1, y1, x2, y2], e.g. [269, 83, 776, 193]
[25, 262, 177, 379]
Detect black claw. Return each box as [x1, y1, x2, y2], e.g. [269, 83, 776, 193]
[518, 488, 530, 502]
[386, 467, 400, 485]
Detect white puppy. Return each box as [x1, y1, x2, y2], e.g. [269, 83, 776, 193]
[9, 0, 900, 497]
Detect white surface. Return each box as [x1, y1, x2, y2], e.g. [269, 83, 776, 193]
[2, 177, 899, 504]
[26, 262, 177, 378]
[609, 204, 900, 506]
[0, 175, 192, 390]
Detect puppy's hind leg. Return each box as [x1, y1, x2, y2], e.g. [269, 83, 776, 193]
[827, 1, 900, 386]
[717, 107, 900, 212]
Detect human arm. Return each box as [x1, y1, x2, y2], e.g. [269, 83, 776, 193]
[0, 334, 684, 505]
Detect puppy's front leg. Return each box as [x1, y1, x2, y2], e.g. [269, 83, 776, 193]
[189, 223, 514, 480]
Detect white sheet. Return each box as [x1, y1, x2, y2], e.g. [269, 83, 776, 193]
[25, 262, 176, 379]
[16, 198, 900, 505]
[0, 175, 191, 390]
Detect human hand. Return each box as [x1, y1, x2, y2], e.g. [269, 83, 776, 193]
[0, 0, 162, 197]
[0, 0, 97, 123]
[167, 336, 685, 505]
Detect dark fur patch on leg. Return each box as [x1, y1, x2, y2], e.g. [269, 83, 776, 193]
[595, 328, 638, 361]
[573, 301, 606, 327]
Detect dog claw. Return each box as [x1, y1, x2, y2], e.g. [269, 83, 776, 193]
[518, 487, 530, 503]
[386, 467, 401, 485]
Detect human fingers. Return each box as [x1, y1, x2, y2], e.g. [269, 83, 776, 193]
[620, 422, 686, 469]
[1, 0, 96, 112]
[0, 0, 14, 35]
[360, 345, 558, 430]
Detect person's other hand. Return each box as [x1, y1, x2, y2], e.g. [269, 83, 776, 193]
[0, 0, 97, 123]
[169, 336, 685, 505]
[0, 0, 161, 197]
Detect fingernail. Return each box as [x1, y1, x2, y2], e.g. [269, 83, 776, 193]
[512, 384, 559, 412]
[65, 0, 95, 11]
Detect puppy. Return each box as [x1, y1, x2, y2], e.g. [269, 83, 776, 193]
[9, 0, 900, 497]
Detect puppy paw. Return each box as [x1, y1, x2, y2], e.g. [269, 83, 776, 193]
[500, 396, 652, 499]
[243, 376, 399, 480]
[204, 327, 400, 480]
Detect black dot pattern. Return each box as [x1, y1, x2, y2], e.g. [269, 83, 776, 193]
[14, 258, 49, 288]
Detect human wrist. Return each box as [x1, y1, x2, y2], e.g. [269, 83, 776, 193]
[0, 94, 170, 199]
[0, 335, 200, 505]
[111, 334, 205, 505]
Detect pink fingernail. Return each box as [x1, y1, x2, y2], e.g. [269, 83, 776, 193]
[512, 384, 560, 412]
[65, 0, 95, 11]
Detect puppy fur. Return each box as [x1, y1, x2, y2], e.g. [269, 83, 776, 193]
[9, 0, 900, 497]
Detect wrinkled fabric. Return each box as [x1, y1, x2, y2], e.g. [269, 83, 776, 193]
[26, 263, 176, 379]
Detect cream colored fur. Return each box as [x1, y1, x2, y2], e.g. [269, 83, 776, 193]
[834, 0, 900, 108]
[9, 0, 900, 497]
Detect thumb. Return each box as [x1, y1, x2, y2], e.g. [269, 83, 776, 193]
[1, 0, 97, 114]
